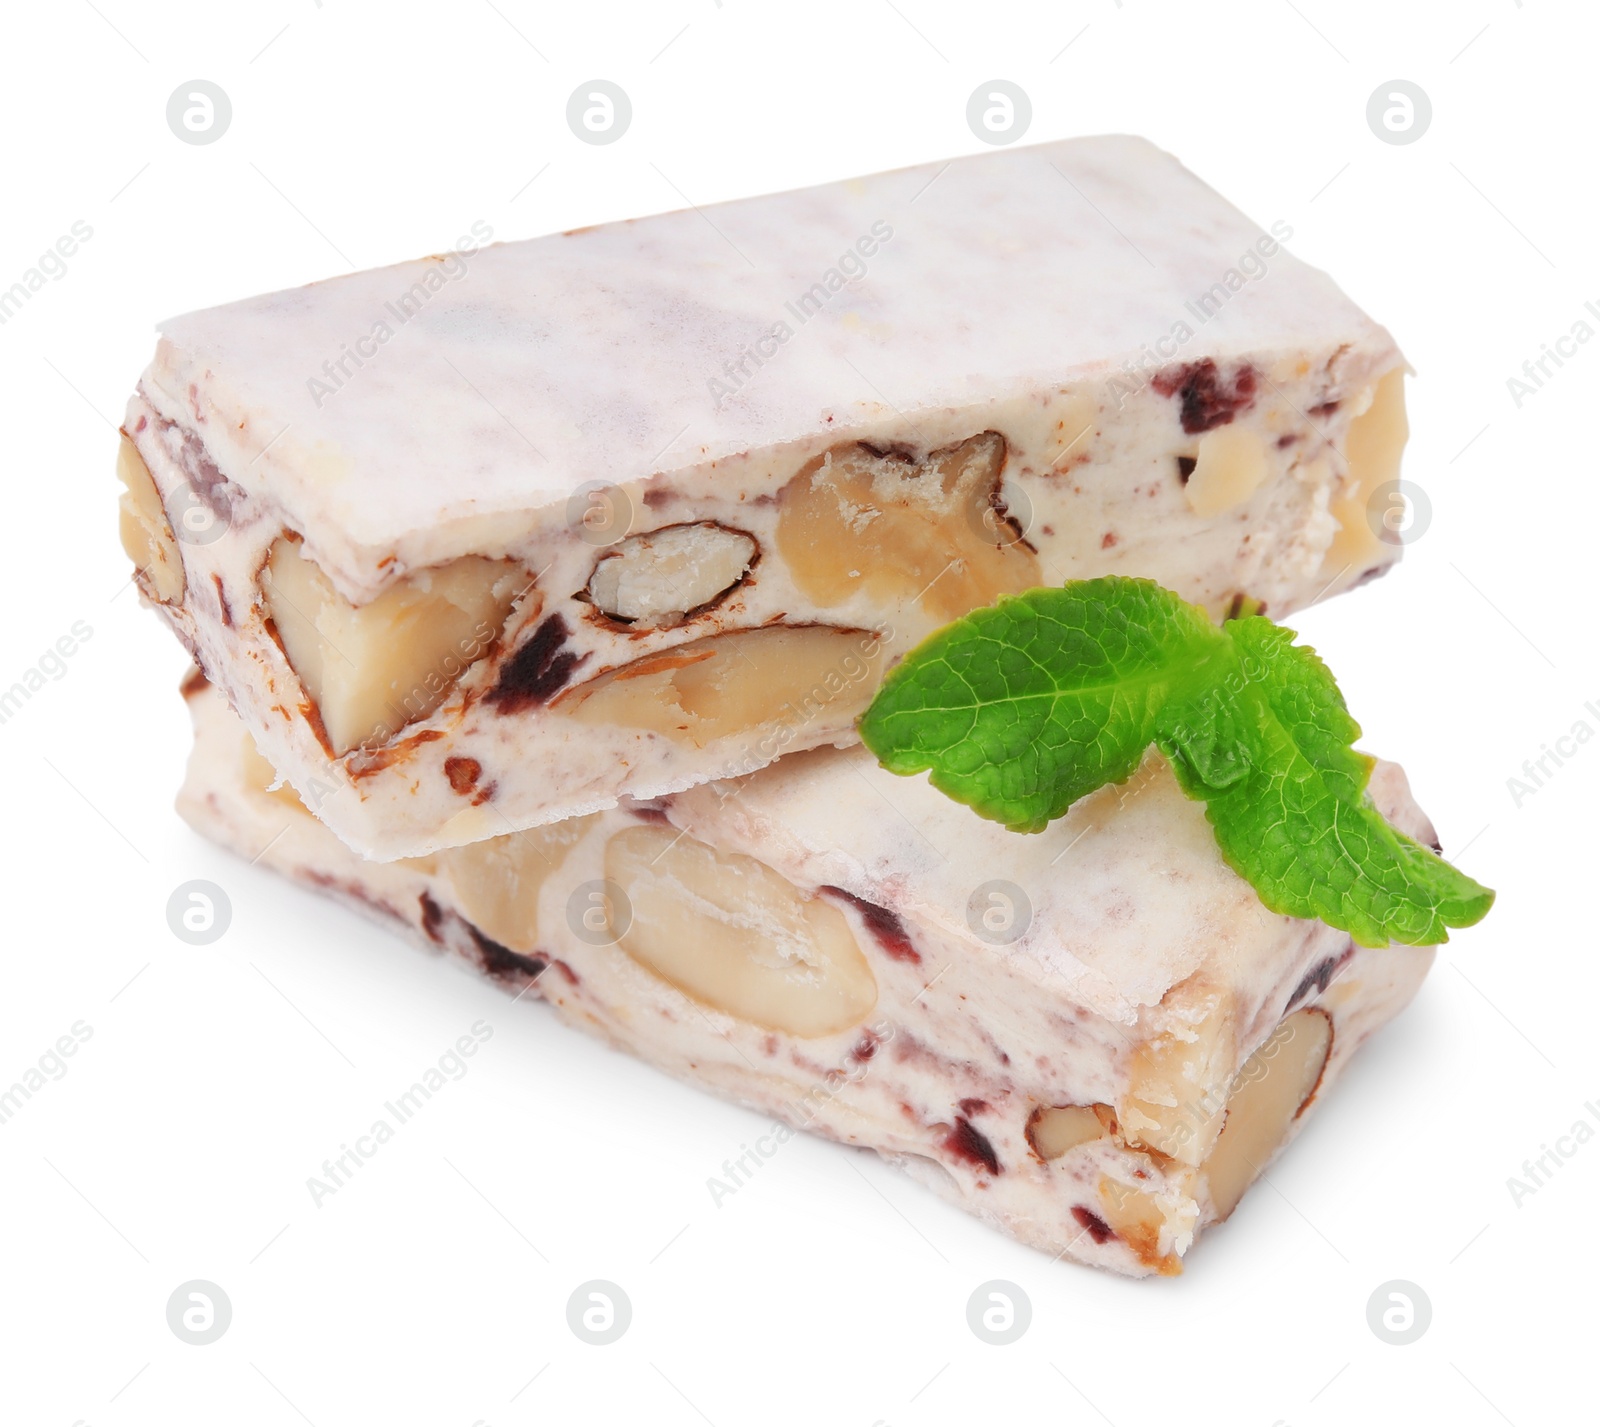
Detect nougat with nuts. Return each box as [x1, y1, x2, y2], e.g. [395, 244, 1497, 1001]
[180, 676, 1437, 1277]
[124, 135, 1408, 860]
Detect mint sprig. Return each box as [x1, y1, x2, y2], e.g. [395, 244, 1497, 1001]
[858, 578, 1493, 947]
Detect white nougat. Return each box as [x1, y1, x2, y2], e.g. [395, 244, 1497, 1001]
[125, 136, 1408, 859]
[178, 675, 1435, 1277]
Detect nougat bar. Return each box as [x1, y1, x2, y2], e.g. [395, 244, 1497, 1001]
[128, 136, 1409, 858]
[178, 674, 1436, 1276]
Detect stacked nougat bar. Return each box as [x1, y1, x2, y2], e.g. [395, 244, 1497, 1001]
[123, 137, 1425, 1275]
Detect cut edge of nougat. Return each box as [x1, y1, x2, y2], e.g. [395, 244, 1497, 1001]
[174, 672, 1437, 1278]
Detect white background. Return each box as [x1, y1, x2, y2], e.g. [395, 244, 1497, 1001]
[1, 1, 1593, 1423]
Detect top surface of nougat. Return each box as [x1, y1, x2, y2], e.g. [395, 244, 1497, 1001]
[145, 135, 1392, 586]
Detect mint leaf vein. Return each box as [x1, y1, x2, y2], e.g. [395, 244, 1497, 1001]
[858, 577, 1494, 947]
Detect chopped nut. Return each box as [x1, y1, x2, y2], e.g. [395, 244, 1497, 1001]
[587, 522, 757, 624]
[239, 731, 308, 815]
[604, 823, 877, 1036]
[1027, 1104, 1108, 1160]
[116, 434, 184, 602]
[438, 816, 599, 953]
[1322, 369, 1409, 573]
[561, 625, 883, 749]
[263, 537, 524, 755]
[1201, 1008, 1333, 1219]
[1098, 1175, 1192, 1275]
[775, 432, 1040, 625]
[1184, 422, 1270, 517]
[1117, 1008, 1235, 1166]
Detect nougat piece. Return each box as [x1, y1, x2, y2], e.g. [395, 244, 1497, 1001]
[126, 135, 1408, 861]
[178, 676, 1439, 1276]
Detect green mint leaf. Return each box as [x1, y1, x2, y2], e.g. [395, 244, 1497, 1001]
[1159, 618, 1493, 945]
[1160, 618, 1371, 805]
[857, 578, 1220, 833]
[859, 578, 1494, 946]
